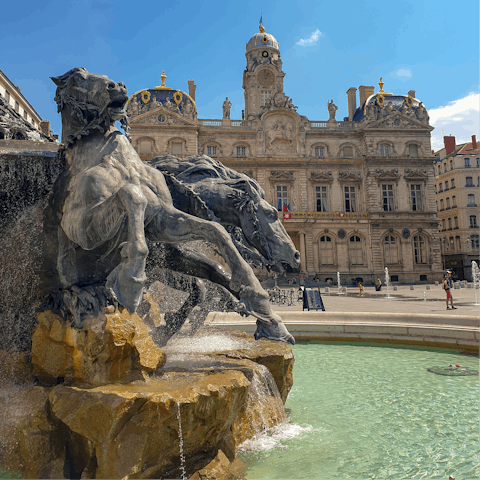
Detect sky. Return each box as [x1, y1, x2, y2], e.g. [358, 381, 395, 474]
[2, 0, 478, 151]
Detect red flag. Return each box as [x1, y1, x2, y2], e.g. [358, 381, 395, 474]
[283, 204, 291, 220]
[283, 203, 289, 213]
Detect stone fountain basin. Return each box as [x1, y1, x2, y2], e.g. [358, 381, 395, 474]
[0, 327, 293, 479]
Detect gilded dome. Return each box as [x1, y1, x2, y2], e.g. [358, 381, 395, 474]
[246, 27, 280, 52]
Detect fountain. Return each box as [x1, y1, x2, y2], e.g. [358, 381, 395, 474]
[337, 271, 345, 294]
[472, 261, 479, 306]
[0, 68, 299, 479]
[384, 266, 391, 298]
[423, 291, 427, 301]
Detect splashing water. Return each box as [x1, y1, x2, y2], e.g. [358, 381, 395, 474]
[337, 271, 344, 294]
[472, 261, 479, 306]
[176, 402, 187, 480]
[423, 291, 427, 301]
[384, 266, 391, 298]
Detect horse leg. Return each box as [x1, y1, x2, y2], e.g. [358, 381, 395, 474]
[62, 184, 148, 313]
[146, 207, 295, 344]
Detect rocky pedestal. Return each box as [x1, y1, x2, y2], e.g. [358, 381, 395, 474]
[0, 326, 294, 479]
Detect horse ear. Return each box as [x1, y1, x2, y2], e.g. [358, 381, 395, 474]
[51, 67, 88, 88]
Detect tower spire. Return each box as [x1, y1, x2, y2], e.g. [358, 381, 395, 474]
[259, 15, 265, 33]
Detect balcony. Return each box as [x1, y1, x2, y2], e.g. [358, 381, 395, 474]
[287, 211, 369, 220]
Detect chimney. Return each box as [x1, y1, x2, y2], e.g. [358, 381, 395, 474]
[188, 79, 196, 101]
[408, 90, 416, 98]
[472, 135, 477, 150]
[444, 135, 456, 155]
[40, 120, 50, 137]
[346, 87, 357, 121]
[358, 85, 375, 107]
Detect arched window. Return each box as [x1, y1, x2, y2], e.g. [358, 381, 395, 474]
[139, 139, 152, 154]
[455, 236, 461, 250]
[384, 235, 399, 264]
[442, 219, 446, 230]
[413, 235, 426, 264]
[380, 144, 390, 157]
[343, 146, 354, 157]
[319, 236, 334, 265]
[408, 144, 418, 156]
[349, 236, 363, 265]
[207, 145, 217, 156]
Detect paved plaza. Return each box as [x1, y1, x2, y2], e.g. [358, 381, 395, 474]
[270, 284, 480, 316]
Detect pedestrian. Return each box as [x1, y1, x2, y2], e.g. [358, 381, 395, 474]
[375, 278, 382, 291]
[443, 270, 456, 310]
[359, 282, 363, 296]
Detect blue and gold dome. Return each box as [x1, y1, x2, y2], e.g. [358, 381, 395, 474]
[246, 25, 280, 52]
[126, 70, 197, 117]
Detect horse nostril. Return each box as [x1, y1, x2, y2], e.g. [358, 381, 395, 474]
[294, 251, 300, 262]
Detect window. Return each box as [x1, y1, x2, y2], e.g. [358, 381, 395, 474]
[316, 186, 328, 212]
[344, 186, 356, 212]
[413, 235, 426, 264]
[454, 216, 458, 228]
[384, 235, 399, 264]
[343, 146, 354, 157]
[440, 199, 444, 211]
[408, 144, 418, 156]
[15, 101, 19, 113]
[276, 186, 289, 212]
[470, 215, 478, 228]
[314, 146, 324, 158]
[380, 144, 390, 157]
[467, 194, 475, 207]
[236, 146, 246, 156]
[434, 184, 437, 194]
[464, 157, 471, 168]
[477, 158, 479, 167]
[436, 200, 438, 211]
[439, 183, 443, 192]
[437, 165, 441, 175]
[452, 196, 456, 207]
[5, 90, 10, 104]
[443, 238, 449, 251]
[446, 197, 450, 209]
[23, 111, 27, 120]
[319, 236, 334, 265]
[450, 160, 453, 170]
[443, 163, 447, 173]
[449, 236, 454, 249]
[445, 181, 449, 190]
[260, 90, 272, 106]
[448, 218, 452, 230]
[349, 236, 363, 265]
[442, 219, 446, 230]
[382, 184, 394, 211]
[466, 176, 473, 187]
[207, 145, 217, 156]
[139, 140, 152, 154]
[470, 235, 479, 250]
[456, 236, 461, 250]
[171, 142, 182, 155]
[451, 178, 455, 189]
[410, 184, 422, 211]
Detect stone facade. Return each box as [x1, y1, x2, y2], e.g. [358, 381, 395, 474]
[434, 135, 479, 280]
[126, 26, 443, 285]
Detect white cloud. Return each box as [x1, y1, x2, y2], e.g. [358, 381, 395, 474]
[296, 29, 322, 46]
[396, 68, 412, 78]
[429, 92, 480, 151]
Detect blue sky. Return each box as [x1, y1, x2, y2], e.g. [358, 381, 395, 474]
[2, 0, 478, 150]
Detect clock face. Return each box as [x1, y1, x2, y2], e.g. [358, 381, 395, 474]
[262, 51, 268, 57]
[257, 70, 274, 87]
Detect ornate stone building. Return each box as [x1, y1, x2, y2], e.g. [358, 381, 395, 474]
[434, 135, 479, 280]
[126, 25, 442, 284]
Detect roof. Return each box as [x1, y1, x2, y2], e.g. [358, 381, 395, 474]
[246, 26, 280, 53]
[457, 141, 479, 156]
[353, 94, 423, 122]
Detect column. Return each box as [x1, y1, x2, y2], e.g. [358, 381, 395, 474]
[299, 231, 306, 271]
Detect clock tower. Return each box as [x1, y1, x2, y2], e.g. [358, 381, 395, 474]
[243, 23, 285, 119]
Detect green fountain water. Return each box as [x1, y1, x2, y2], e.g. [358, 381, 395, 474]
[239, 342, 479, 480]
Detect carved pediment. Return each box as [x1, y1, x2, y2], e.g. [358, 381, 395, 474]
[374, 168, 400, 182]
[130, 107, 196, 126]
[404, 169, 429, 182]
[365, 112, 432, 131]
[269, 170, 295, 182]
[338, 171, 361, 183]
[309, 171, 333, 184]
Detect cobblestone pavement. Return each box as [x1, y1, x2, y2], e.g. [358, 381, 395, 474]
[271, 284, 480, 316]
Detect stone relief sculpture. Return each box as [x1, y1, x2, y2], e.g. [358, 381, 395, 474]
[127, 95, 142, 115]
[416, 102, 429, 123]
[327, 99, 337, 121]
[184, 100, 196, 120]
[222, 97, 232, 119]
[48, 67, 295, 344]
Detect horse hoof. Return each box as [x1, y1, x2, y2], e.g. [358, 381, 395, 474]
[254, 319, 295, 345]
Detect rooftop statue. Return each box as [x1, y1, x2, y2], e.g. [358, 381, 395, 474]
[48, 67, 296, 344]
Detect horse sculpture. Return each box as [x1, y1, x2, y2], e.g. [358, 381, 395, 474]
[144, 154, 300, 339]
[48, 67, 295, 345]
